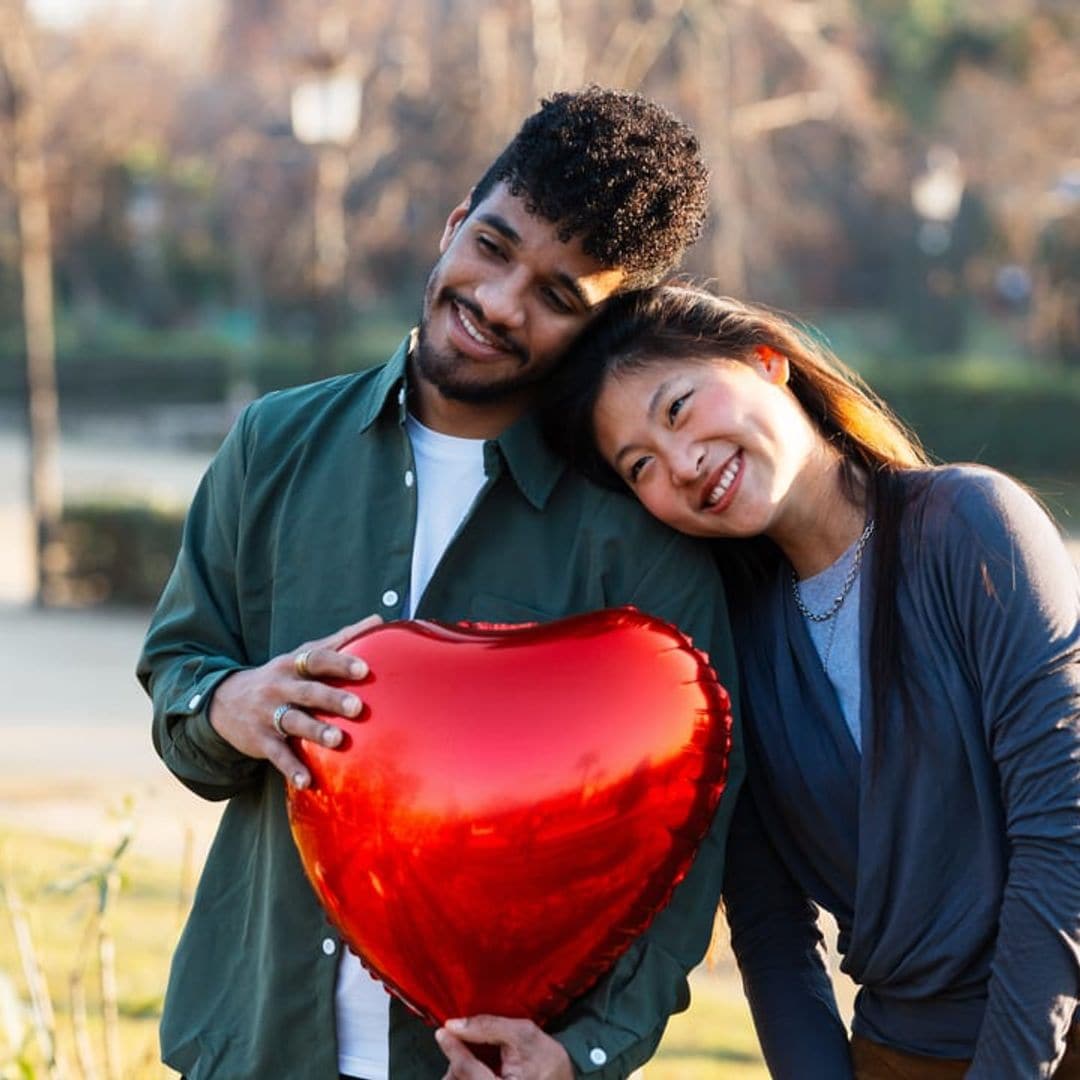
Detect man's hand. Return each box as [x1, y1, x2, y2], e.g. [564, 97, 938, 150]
[208, 615, 382, 788]
[436, 1017, 574, 1080]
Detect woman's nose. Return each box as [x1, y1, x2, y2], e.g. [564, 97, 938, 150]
[670, 444, 705, 485]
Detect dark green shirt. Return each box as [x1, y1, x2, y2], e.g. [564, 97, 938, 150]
[137, 338, 743, 1080]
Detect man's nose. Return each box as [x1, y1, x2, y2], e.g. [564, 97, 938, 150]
[475, 272, 528, 330]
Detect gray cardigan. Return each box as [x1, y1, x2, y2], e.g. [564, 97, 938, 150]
[723, 466, 1080, 1077]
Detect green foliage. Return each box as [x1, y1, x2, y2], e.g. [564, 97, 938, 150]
[856, 0, 1023, 123]
[863, 359, 1080, 524]
[0, 306, 412, 404]
[46, 501, 185, 609]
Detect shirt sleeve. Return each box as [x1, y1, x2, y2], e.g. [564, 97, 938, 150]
[136, 405, 263, 801]
[722, 781, 853, 1078]
[551, 529, 746, 1077]
[939, 471, 1080, 1075]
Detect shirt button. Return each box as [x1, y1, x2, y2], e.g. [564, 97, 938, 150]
[404, 469, 415, 488]
[187, 693, 202, 710]
[321, 937, 337, 956]
[397, 386, 406, 405]
[589, 1047, 607, 1066]
[381, 590, 399, 608]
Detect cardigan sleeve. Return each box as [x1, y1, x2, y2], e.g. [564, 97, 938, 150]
[136, 405, 263, 801]
[723, 783, 853, 1078]
[934, 470, 1080, 1076]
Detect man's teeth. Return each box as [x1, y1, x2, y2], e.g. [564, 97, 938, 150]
[457, 304, 496, 347]
[706, 457, 740, 506]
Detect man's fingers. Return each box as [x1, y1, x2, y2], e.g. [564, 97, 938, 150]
[323, 614, 384, 652]
[263, 735, 312, 790]
[271, 703, 345, 748]
[291, 645, 370, 683]
[287, 678, 364, 721]
[291, 616, 382, 682]
[435, 1029, 497, 1079]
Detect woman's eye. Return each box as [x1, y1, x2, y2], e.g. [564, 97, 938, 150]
[668, 392, 691, 425]
[628, 456, 651, 483]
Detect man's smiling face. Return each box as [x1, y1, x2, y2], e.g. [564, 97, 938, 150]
[414, 183, 626, 428]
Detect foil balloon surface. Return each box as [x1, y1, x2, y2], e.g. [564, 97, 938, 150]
[286, 607, 732, 1028]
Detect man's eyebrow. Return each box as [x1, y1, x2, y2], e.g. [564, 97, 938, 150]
[476, 212, 591, 310]
[477, 213, 521, 245]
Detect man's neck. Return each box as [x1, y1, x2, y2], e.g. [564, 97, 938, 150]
[408, 368, 532, 440]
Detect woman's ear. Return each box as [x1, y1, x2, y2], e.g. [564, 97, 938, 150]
[751, 345, 790, 386]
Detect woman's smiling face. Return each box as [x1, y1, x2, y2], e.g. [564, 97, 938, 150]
[592, 350, 818, 540]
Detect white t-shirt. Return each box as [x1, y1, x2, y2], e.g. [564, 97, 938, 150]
[335, 414, 487, 1079]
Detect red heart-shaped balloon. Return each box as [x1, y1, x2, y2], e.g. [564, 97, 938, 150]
[286, 607, 731, 1028]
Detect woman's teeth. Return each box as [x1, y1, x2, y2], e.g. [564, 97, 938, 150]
[705, 456, 740, 507]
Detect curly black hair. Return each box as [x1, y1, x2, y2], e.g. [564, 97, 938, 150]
[469, 86, 709, 289]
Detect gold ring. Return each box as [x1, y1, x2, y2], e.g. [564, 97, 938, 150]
[272, 703, 293, 738]
[294, 650, 312, 679]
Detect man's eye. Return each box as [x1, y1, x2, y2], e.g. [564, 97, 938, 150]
[668, 392, 691, 425]
[477, 235, 502, 257]
[628, 456, 651, 483]
[543, 288, 573, 315]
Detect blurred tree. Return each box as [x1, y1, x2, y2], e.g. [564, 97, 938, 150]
[0, 0, 63, 606]
[0, 0, 1075, 372]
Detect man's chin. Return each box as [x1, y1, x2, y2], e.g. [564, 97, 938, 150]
[415, 341, 537, 406]
[425, 375, 530, 405]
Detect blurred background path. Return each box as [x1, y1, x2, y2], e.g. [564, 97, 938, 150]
[0, 600, 225, 863]
[0, 413, 222, 861]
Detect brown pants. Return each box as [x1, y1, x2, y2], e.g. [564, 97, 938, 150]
[852, 1025, 1080, 1079]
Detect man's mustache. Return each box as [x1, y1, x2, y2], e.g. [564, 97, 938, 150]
[441, 289, 529, 364]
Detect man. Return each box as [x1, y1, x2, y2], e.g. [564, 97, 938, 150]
[138, 86, 743, 1080]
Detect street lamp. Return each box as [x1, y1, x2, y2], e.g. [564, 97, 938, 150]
[911, 145, 966, 256]
[291, 50, 361, 379]
[908, 144, 970, 352]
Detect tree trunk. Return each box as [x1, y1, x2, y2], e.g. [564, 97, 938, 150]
[1, 0, 63, 607]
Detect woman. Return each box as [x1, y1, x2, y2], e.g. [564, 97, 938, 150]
[544, 285, 1080, 1078]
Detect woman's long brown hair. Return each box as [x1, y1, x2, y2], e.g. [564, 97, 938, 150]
[542, 285, 931, 763]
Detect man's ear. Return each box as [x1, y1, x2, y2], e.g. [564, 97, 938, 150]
[439, 192, 474, 254]
[751, 345, 790, 386]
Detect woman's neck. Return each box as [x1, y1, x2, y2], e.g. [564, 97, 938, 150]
[770, 449, 870, 579]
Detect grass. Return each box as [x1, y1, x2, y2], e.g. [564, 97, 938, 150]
[0, 818, 189, 1079]
[649, 972, 768, 1078]
[0, 822, 769, 1079]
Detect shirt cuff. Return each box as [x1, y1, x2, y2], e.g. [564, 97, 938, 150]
[171, 666, 251, 769]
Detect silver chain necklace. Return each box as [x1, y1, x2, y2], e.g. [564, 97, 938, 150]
[791, 518, 876, 623]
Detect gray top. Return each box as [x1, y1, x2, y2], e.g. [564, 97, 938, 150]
[798, 537, 865, 750]
[723, 466, 1080, 1077]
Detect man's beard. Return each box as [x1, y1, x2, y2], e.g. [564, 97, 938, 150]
[415, 273, 542, 405]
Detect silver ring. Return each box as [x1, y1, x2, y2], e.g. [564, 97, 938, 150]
[272, 703, 294, 738]
[294, 650, 312, 679]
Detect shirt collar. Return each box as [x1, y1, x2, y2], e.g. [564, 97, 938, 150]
[357, 333, 413, 432]
[359, 330, 566, 510]
[491, 411, 566, 511]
